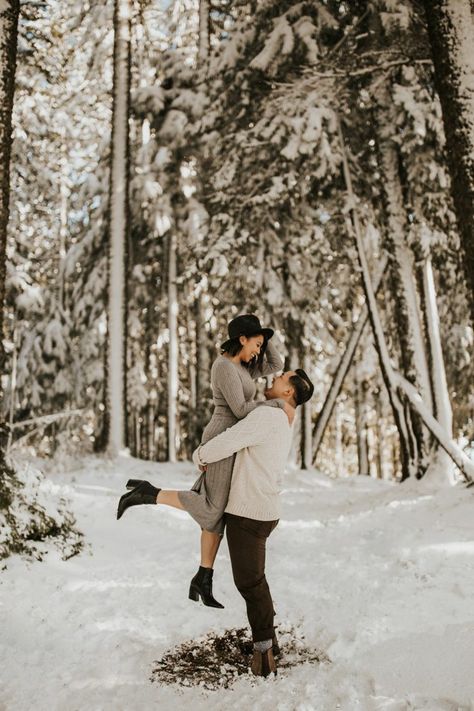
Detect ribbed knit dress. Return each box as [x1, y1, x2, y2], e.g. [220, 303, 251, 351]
[177, 340, 285, 534]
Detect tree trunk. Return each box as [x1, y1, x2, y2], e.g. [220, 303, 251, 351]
[339, 114, 417, 480]
[0, 0, 20, 459]
[147, 400, 155, 461]
[167, 231, 178, 462]
[374, 387, 385, 479]
[195, 290, 211, 443]
[58, 133, 68, 313]
[300, 354, 313, 470]
[423, 0, 474, 325]
[194, 1, 212, 448]
[198, 0, 210, 65]
[6, 325, 17, 452]
[375, 107, 434, 477]
[354, 359, 370, 476]
[286, 341, 300, 468]
[334, 401, 343, 476]
[106, 0, 131, 455]
[312, 256, 386, 464]
[285, 317, 303, 467]
[338, 118, 474, 483]
[418, 253, 456, 484]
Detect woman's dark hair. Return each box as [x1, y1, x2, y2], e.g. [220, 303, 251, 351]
[221, 334, 268, 370]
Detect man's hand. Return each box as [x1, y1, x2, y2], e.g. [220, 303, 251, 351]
[193, 445, 208, 471]
[283, 401, 296, 425]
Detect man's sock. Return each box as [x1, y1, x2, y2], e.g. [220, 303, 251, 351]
[254, 639, 272, 653]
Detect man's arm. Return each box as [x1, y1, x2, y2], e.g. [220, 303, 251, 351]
[193, 409, 274, 467]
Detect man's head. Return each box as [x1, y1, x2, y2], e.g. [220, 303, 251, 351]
[264, 369, 314, 408]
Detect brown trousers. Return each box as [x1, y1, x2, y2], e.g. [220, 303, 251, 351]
[225, 513, 279, 642]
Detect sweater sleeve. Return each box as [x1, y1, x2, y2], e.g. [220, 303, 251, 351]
[214, 358, 285, 419]
[193, 410, 275, 465]
[250, 338, 284, 379]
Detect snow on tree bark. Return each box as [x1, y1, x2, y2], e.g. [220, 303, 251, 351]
[423, 0, 474, 326]
[167, 230, 178, 462]
[0, 0, 20, 453]
[419, 252, 456, 484]
[107, 0, 131, 455]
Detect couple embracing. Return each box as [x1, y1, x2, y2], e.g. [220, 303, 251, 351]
[117, 314, 314, 678]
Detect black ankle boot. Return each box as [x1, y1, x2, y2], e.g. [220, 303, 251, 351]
[116, 480, 160, 520]
[188, 566, 224, 609]
[125, 479, 144, 490]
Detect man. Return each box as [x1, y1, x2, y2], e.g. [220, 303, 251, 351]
[192, 369, 314, 678]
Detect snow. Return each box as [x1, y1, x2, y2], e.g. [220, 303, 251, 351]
[250, 17, 295, 72]
[1, 455, 474, 710]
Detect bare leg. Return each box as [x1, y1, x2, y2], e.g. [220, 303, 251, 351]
[156, 490, 185, 510]
[201, 529, 222, 568]
[156, 491, 221, 568]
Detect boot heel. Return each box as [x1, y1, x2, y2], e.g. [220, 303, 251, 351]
[187, 571, 224, 608]
[188, 586, 200, 602]
[126, 479, 143, 490]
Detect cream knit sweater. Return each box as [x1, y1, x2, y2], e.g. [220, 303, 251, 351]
[193, 406, 293, 521]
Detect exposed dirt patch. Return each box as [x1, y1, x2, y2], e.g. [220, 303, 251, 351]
[151, 625, 329, 691]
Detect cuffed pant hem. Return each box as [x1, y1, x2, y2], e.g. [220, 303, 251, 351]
[252, 627, 275, 643]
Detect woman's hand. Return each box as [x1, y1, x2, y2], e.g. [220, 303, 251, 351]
[283, 401, 296, 425]
[199, 464, 207, 473]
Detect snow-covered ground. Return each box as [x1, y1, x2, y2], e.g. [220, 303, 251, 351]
[1, 456, 473, 711]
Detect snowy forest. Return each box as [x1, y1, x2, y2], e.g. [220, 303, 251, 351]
[1, 0, 474, 708]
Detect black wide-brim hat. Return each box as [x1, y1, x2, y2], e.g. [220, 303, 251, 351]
[220, 314, 274, 350]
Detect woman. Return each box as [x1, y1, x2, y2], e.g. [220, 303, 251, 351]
[117, 314, 292, 608]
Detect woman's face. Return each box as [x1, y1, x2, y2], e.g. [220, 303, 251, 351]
[239, 334, 265, 363]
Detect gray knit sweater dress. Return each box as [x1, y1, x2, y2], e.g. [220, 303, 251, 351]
[177, 340, 285, 534]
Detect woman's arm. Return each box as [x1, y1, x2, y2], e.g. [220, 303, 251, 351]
[250, 338, 284, 378]
[215, 359, 285, 419]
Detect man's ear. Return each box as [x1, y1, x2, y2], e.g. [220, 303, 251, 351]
[286, 386, 297, 403]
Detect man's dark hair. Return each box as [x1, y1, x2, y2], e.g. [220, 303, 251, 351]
[221, 336, 268, 370]
[289, 369, 314, 407]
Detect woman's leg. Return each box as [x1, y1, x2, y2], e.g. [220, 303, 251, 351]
[156, 490, 185, 510]
[156, 489, 225, 607]
[156, 493, 221, 567]
[201, 529, 222, 567]
[188, 529, 224, 608]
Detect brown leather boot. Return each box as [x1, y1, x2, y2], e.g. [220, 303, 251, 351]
[251, 648, 277, 677]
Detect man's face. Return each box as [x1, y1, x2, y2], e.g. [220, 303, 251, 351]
[264, 371, 296, 401]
